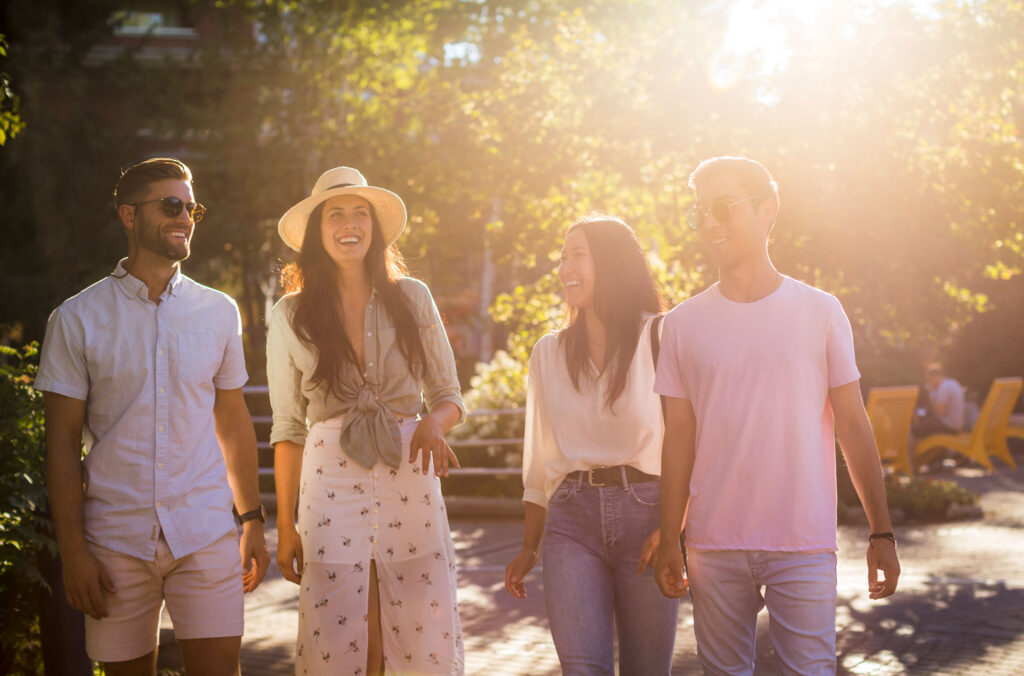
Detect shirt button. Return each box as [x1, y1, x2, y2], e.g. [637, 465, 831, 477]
[158, 425, 165, 432]
[373, 508, 378, 514]
[159, 387, 165, 394]
[158, 463, 164, 469]
[367, 362, 373, 367]
[366, 332, 371, 337]
[157, 501, 164, 508]
[373, 523, 379, 529]
[158, 349, 164, 356]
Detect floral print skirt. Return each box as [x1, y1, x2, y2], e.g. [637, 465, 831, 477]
[294, 416, 464, 675]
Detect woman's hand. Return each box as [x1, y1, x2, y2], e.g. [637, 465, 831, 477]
[410, 413, 461, 477]
[504, 548, 540, 599]
[636, 528, 661, 573]
[276, 523, 304, 585]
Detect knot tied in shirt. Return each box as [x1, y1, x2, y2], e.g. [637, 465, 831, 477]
[340, 383, 403, 469]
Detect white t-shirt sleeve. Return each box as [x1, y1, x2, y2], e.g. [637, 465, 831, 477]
[825, 295, 861, 389]
[654, 309, 689, 399]
[35, 306, 89, 401]
[522, 339, 556, 507]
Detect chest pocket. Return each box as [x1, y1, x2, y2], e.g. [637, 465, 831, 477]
[176, 332, 221, 383]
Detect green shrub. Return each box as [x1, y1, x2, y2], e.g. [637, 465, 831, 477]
[882, 473, 978, 521]
[444, 351, 528, 498]
[0, 343, 53, 674]
[837, 446, 979, 522]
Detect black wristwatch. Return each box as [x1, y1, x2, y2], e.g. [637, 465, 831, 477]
[235, 505, 266, 525]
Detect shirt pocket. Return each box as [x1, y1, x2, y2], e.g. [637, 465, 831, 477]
[176, 332, 221, 384]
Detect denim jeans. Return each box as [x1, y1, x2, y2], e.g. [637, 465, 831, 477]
[686, 549, 838, 676]
[542, 473, 679, 676]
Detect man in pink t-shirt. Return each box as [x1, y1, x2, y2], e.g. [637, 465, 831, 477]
[654, 157, 900, 675]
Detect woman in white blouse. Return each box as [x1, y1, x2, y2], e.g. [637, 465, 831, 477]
[504, 214, 680, 675]
[268, 167, 466, 676]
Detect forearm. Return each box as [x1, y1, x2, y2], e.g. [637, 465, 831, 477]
[274, 441, 304, 529]
[46, 438, 88, 555]
[659, 434, 693, 546]
[217, 421, 261, 514]
[426, 401, 461, 435]
[520, 501, 547, 553]
[838, 420, 892, 533]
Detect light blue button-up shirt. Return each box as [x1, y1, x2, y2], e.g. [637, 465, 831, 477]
[36, 260, 249, 560]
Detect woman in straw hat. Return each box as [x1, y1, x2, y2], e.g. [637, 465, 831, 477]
[504, 214, 680, 675]
[268, 167, 466, 675]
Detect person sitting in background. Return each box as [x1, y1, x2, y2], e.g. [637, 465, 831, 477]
[912, 363, 965, 437]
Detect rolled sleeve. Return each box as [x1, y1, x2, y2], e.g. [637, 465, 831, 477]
[266, 298, 309, 447]
[213, 300, 249, 391]
[522, 341, 553, 507]
[409, 281, 466, 424]
[35, 306, 89, 400]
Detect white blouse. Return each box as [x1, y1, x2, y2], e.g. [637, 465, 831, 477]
[522, 315, 664, 507]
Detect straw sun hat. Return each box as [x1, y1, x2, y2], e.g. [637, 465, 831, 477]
[277, 167, 407, 252]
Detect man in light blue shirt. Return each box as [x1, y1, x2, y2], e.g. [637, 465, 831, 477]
[36, 157, 270, 674]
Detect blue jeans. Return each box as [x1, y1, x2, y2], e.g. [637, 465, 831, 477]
[687, 549, 838, 676]
[542, 473, 679, 676]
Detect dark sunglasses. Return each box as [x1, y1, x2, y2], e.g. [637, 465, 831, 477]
[131, 196, 207, 223]
[686, 195, 760, 230]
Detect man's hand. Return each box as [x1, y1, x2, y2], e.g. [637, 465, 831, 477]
[867, 539, 900, 599]
[62, 545, 116, 619]
[239, 522, 270, 592]
[276, 524, 304, 585]
[655, 542, 689, 598]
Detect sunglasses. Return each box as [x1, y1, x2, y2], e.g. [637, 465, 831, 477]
[131, 196, 207, 223]
[686, 195, 760, 230]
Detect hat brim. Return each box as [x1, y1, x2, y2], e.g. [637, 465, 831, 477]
[278, 186, 407, 252]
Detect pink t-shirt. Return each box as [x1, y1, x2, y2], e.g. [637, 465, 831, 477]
[654, 276, 860, 552]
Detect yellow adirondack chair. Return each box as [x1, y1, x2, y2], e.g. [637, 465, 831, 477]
[915, 377, 1023, 470]
[1008, 410, 1024, 442]
[865, 385, 919, 475]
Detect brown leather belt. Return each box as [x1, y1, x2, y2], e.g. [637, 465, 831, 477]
[568, 465, 659, 487]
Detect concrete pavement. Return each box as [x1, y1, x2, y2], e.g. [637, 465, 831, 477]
[158, 452, 1024, 674]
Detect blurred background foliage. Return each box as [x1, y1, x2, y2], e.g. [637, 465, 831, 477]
[0, 0, 1022, 400]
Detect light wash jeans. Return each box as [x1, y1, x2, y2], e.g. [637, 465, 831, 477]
[686, 549, 838, 676]
[542, 473, 679, 676]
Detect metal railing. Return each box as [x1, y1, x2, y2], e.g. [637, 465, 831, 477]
[244, 386, 525, 477]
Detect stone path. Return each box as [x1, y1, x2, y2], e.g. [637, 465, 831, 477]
[157, 449, 1024, 674]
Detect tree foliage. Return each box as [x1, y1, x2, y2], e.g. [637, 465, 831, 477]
[1, 0, 1021, 393]
[0, 344, 51, 674]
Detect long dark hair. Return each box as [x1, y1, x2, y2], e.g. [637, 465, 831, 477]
[558, 215, 663, 411]
[281, 201, 427, 398]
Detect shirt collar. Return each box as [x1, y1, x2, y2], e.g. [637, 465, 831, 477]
[112, 258, 184, 301]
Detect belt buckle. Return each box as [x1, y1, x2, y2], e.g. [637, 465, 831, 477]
[587, 466, 609, 487]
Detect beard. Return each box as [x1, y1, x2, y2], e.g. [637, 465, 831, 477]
[135, 212, 191, 262]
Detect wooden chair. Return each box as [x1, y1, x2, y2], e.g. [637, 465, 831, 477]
[865, 385, 919, 475]
[915, 377, 1023, 470]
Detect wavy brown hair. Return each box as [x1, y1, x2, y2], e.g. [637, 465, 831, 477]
[558, 215, 664, 412]
[281, 201, 426, 398]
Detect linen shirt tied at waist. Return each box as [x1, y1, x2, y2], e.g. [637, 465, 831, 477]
[266, 277, 466, 460]
[34, 259, 249, 561]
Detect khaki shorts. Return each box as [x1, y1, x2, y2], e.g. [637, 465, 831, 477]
[84, 530, 243, 663]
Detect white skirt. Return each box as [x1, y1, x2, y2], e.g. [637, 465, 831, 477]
[294, 416, 463, 675]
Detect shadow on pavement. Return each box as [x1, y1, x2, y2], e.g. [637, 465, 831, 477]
[836, 582, 1024, 674]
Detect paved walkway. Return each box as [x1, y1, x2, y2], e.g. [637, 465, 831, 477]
[159, 451, 1024, 674]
